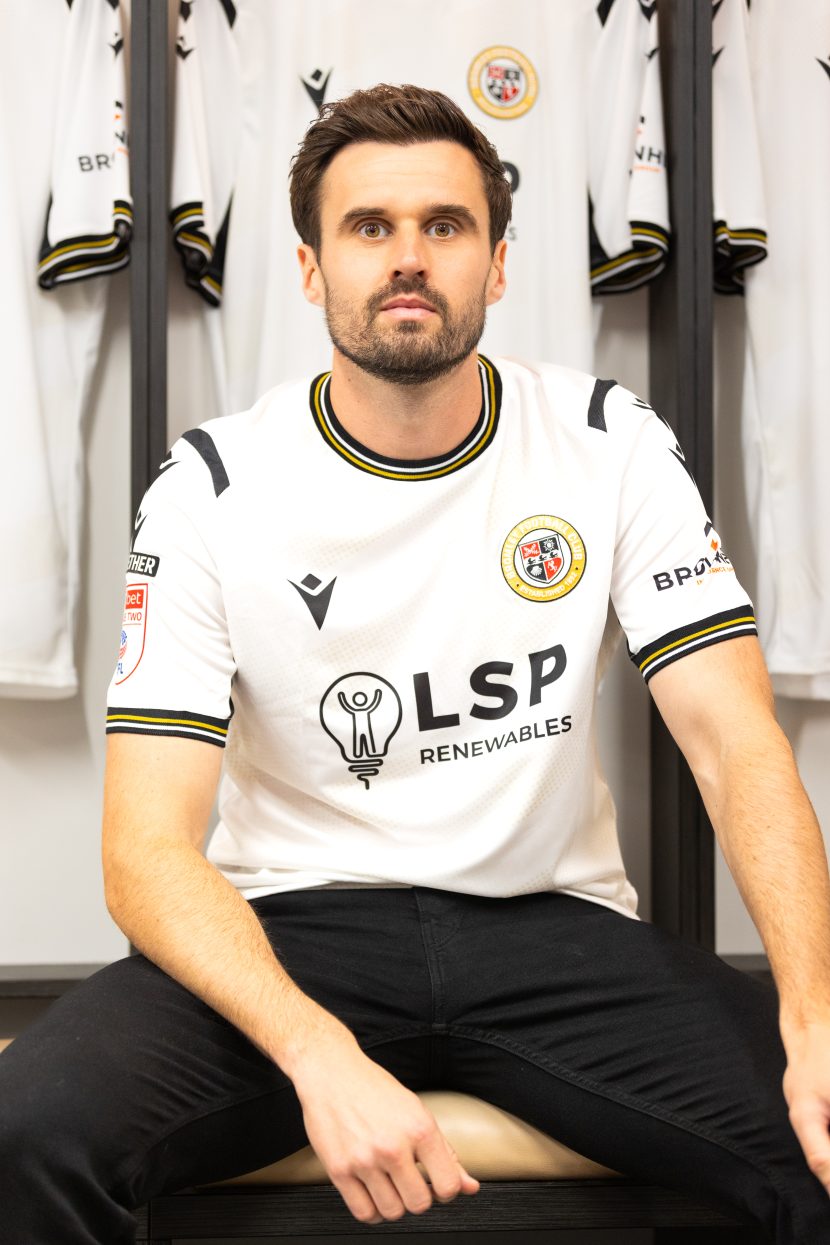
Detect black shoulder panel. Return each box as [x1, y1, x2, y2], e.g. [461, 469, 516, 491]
[218, 0, 237, 27]
[182, 429, 230, 497]
[587, 378, 617, 432]
[596, 0, 615, 27]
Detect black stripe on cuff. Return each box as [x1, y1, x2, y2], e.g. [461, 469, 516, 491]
[631, 605, 757, 683]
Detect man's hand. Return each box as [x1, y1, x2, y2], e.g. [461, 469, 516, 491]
[783, 1023, 830, 1194]
[288, 1028, 480, 1224]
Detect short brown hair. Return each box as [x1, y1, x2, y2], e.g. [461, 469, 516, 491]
[289, 83, 512, 255]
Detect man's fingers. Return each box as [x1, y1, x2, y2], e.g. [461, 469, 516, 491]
[333, 1173, 384, 1224]
[363, 1170, 411, 1220]
[444, 1139, 480, 1195]
[416, 1129, 477, 1202]
[790, 1103, 830, 1189]
[385, 1156, 434, 1215]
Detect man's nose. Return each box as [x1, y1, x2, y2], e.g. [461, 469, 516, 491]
[389, 226, 427, 280]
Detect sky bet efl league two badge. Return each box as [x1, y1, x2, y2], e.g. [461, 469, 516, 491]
[501, 516, 586, 602]
[114, 583, 148, 684]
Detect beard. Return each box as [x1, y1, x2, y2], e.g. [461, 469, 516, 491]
[323, 277, 487, 386]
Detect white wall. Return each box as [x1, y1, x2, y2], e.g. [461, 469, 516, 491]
[0, 272, 131, 965]
[713, 296, 830, 954]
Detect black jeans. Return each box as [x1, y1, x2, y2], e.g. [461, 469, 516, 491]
[1, 887, 828, 1244]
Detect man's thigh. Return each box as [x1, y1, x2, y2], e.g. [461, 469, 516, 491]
[0, 888, 434, 1217]
[418, 889, 830, 1245]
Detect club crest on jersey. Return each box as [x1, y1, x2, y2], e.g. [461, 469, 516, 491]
[114, 583, 148, 684]
[468, 46, 538, 120]
[501, 516, 586, 602]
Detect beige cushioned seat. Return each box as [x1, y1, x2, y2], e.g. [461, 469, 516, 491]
[206, 1091, 619, 1185]
[0, 1039, 618, 1182]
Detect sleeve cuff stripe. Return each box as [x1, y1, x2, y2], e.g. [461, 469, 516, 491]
[629, 225, 670, 248]
[106, 707, 229, 734]
[591, 245, 667, 281]
[713, 224, 768, 245]
[46, 255, 131, 283]
[640, 623, 758, 681]
[170, 201, 204, 225]
[633, 611, 757, 680]
[106, 725, 226, 748]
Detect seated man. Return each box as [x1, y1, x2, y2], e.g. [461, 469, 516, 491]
[2, 83, 830, 1245]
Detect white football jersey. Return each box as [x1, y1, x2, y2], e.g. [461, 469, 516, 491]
[170, 0, 669, 412]
[0, 0, 131, 698]
[107, 358, 754, 917]
[711, 0, 767, 293]
[739, 0, 830, 698]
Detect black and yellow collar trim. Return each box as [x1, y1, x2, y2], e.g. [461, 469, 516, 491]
[309, 355, 502, 481]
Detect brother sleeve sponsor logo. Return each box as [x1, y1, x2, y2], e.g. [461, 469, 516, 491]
[127, 552, 161, 577]
[653, 551, 734, 590]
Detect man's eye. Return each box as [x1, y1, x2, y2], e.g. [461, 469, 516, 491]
[359, 222, 388, 239]
[428, 221, 456, 238]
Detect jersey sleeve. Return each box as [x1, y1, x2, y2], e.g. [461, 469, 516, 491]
[170, 0, 241, 306]
[589, 0, 670, 294]
[712, 0, 767, 294]
[105, 435, 236, 747]
[609, 388, 757, 682]
[38, 0, 132, 288]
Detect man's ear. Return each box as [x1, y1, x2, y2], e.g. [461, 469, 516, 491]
[485, 238, 507, 308]
[297, 244, 325, 307]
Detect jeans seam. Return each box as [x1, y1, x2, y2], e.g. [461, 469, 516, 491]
[112, 1027, 433, 1196]
[113, 1082, 298, 1197]
[449, 1022, 802, 1233]
[413, 891, 444, 1025]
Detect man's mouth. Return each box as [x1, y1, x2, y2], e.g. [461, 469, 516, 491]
[379, 297, 436, 321]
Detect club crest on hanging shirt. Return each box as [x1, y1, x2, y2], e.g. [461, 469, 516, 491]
[501, 516, 586, 602]
[114, 583, 148, 684]
[468, 46, 538, 120]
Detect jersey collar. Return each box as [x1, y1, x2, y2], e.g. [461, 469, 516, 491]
[308, 355, 502, 481]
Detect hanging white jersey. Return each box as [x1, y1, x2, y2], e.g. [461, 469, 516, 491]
[107, 358, 754, 917]
[170, 0, 669, 413]
[170, 0, 240, 304]
[711, 0, 767, 293]
[740, 0, 830, 698]
[0, 0, 131, 698]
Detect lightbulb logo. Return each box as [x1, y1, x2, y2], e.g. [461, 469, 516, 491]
[319, 672, 402, 789]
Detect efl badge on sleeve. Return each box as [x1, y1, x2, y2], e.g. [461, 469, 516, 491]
[114, 583, 148, 684]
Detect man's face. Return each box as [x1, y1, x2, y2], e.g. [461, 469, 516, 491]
[298, 140, 507, 385]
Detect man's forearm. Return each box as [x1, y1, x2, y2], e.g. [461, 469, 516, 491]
[105, 838, 358, 1077]
[699, 718, 830, 1051]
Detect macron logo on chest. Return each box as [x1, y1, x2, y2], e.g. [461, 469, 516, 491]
[290, 573, 337, 630]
